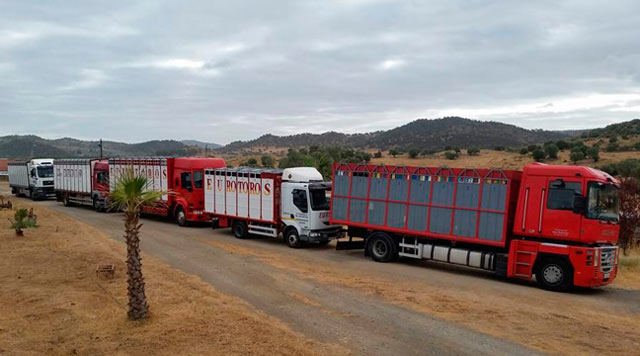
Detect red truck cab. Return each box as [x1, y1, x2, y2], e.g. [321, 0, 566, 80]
[509, 163, 619, 289]
[170, 157, 226, 225]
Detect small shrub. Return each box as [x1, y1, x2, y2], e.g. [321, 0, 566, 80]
[260, 155, 275, 167]
[408, 148, 420, 158]
[389, 149, 399, 158]
[570, 150, 585, 164]
[494, 146, 505, 151]
[519, 148, 529, 155]
[9, 208, 38, 236]
[373, 150, 382, 158]
[444, 151, 458, 160]
[545, 144, 559, 159]
[532, 149, 547, 162]
[586, 146, 600, 162]
[467, 147, 480, 156]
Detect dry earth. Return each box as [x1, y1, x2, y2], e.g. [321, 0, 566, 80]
[201, 238, 640, 356]
[0, 198, 347, 356]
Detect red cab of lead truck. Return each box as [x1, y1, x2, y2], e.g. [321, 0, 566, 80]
[109, 157, 226, 226]
[331, 162, 620, 291]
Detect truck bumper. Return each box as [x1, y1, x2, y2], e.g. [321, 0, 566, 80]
[303, 227, 345, 243]
[572, 246, 618, 288]
[33, 187, 55, 199]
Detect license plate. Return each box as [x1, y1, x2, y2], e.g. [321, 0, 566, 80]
[604, 272, 610, 279]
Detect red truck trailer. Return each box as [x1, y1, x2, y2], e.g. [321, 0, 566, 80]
[54, 159, 110, 210]
[109, 157, 226, 226]
[331, 162, 620, 291]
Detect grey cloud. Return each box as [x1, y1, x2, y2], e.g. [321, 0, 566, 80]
[0, 0, 639, 144]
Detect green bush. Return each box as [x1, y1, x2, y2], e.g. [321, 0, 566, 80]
[9, 208, 38, 236]
[408, 148, 420, 158]
[586, 146, 600, 162]
[444, 151, 458, 160]
[260, 155, 275, 167]
[467, 147, 480, 156]
[570, 151, 585, 164]
[545, 144, 559, 159]
[374, 150, 382, 158]
[519, 148, 529, 155]
[532, 149, 547, 162]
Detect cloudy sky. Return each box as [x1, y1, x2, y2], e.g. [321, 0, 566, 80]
[1, 0, 640, 144]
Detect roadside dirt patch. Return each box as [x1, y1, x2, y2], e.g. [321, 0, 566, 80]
[203, 239, 640, 356]
[0, 200, 348, 356]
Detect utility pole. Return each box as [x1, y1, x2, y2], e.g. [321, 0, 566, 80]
[98, 139, 103, 158]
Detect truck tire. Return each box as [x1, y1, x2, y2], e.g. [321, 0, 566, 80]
[367, 232, 398, 262]
[536, 258, 573, 292]
[232, 221, 249, 239]
[62, 194, 72, 207]
[93, 197, 104, 212]
[285, 228, 302, 248]
[175, 207, 188, 227]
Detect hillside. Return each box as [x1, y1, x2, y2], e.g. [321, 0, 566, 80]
[0, 135, 201, 159]
[181, 140, 222, 149]
[221, 117, 572, 152]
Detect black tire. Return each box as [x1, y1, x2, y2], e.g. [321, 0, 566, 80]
[284, 228, 302, 248]
[175, 206, 188, 227]
[62, 194, 72, 207]
[367, 232, 398, 262]
[536, 258, 573, 292]
[232, 221, 249, 239]
[93, 197, 104, 212]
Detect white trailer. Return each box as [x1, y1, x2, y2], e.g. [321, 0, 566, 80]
[8, 159, 55, 200]
[204, 167, 343, 248]
[54, 159, 110, 210]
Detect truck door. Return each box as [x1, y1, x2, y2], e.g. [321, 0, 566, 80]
[540, 177, 583, 242]
[291, 189, 309, 230]
[521, 176, 547, 236]
[178, 170, 194, 210]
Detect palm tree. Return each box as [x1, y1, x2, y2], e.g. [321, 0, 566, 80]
[110, 169, 164, 320]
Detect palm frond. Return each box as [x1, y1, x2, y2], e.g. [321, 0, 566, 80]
[110, 168, 165, 212]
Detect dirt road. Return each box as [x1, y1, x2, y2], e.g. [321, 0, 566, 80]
[16, 193, 640, 356]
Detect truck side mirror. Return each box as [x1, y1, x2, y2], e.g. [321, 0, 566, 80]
[573, 195, 586, 215]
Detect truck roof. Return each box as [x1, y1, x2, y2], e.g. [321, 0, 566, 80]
[523, 163, 617, 183]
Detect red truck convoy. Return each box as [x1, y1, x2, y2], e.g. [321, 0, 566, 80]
[331, 162, 620, 291]
[204, 167, 343, 247]
[109, 157, 226, 226]
[54, 159, 110, 210]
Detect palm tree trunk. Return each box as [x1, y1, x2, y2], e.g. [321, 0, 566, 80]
[124, 210, 148, 320]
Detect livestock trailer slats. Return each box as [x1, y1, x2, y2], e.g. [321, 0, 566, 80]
[8, 161, 29, 188]
[108, 157, 169, 201]
[204, 168, 282, 224]
[54, 159, 93, 193]
[330, 163, 521, 247]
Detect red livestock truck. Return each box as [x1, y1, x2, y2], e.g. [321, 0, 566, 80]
[332, 162, 620, 291]
[109, 157, 226, 226]
[54, 159, 110, 211]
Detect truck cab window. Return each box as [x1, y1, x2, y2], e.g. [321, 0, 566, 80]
[309, 188, 330, 211]
[97, 172, 109, 185]
[193, 171, 203, 189]
[547, 180, 581, 210]
[587, 182, 620, 222]
[37, 166, 54, 178]
[292, 189, 308, 213]
[181, 172, 192, 190]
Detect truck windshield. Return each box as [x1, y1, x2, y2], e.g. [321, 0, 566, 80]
[587, 182, 620, 222]
[309, 188, 330, 211]
[37, 166, 54, 178]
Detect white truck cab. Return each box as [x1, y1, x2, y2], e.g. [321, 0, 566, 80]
[280, 168, 343, 247]
[9, 158, 55, 200]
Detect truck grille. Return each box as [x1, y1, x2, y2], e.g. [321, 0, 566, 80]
[43, 180, 54, 186]
[600, 248, 616, 273]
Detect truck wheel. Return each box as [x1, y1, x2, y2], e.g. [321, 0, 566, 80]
[232, 221, 249, 239]
[367, 232, 398, 262]
[536, 258, 573, 292]
[93, 198, 103, 212]
[62, 195, 72, 207]
[285, 229, 302, 248]
[175, 207, 188, 227]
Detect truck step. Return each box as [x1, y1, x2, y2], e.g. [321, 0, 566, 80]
[248, 224, 278, 238]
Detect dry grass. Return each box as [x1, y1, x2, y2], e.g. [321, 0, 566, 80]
[202, 239, 640, 356]
[0, 199, 347, 356]
[617, 249, 640, 290]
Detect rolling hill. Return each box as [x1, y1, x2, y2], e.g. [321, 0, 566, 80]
[0, 136, 204, 159]
[221, 117, 573, 152]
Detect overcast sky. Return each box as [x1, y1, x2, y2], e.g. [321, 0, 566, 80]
[1, 1, 639, 144]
